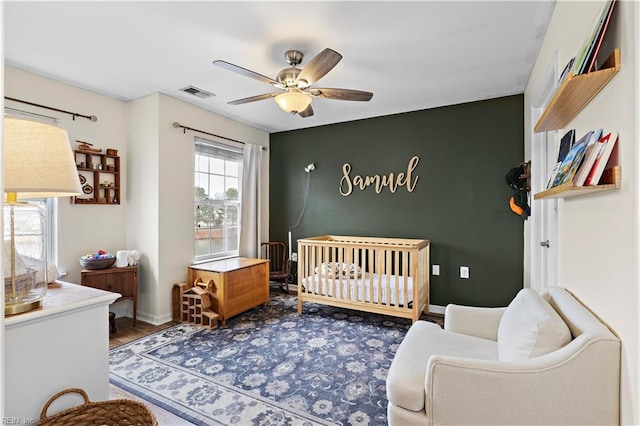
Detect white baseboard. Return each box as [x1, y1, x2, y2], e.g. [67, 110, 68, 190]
[137, 311, 173, 326]
[112, 301, 445, 325]
[429, 304, 445, 315]
[109, 300, 172, 326]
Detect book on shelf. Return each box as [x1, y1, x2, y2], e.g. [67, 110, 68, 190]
[546, 129, 575, 189]
[573, 129, 604, 186]
[572, 0, 616, 75]
[558, 57, 575, 85]
[557, 129, 575, 162]
[551, 130, 593, 187]
[584, 132, 618, 186]
[583, 0, 617, 74]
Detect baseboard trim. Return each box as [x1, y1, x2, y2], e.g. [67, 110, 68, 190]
[109, 300, 172, 326]
[116, 304, 445, 325]
[137, 311, 173, 326]
[429, 304, 445, 315]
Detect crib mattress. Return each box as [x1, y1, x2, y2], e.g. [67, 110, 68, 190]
[301, 274, 414, 306]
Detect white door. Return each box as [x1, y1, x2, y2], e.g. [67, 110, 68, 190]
[529, 54, 559, 291]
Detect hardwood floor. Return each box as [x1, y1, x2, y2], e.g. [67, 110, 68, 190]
[109, 316, 178, 349]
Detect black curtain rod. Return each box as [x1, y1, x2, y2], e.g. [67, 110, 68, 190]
[4, 96, 97, 122]
[172, 121, 267, 150]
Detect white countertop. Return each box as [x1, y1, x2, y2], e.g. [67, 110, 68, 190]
[5, 280, 121, 328]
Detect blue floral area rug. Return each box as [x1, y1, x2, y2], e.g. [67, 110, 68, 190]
[109, 294, 443, 425]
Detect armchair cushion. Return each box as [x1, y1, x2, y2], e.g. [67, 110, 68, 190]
[386, 320, 497, 412]
[497, 288, 571, 361]
[444, 304, 507, 340]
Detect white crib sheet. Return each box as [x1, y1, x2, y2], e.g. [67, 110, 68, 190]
[302, 274, 414, 306]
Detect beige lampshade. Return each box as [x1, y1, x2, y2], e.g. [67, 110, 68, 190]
[4, 116, 82, 199]
[275, 89, 312, 113]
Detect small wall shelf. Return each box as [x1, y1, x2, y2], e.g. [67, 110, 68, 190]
[72, 149, 120, 205]
[534, 49, 621, 133]
[534, 166, 620, 200]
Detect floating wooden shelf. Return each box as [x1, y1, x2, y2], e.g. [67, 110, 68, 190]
[534, 49, 620, 133]
[72, 149, 120, 205]
[534, 166, 621, 200]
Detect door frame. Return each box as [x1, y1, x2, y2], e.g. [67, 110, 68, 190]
[529, 52, 559, 291]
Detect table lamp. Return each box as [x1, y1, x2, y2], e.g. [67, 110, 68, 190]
[3, 116, 82, 315]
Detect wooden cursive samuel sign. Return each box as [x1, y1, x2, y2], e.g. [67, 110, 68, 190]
[339, 155, 420, 196]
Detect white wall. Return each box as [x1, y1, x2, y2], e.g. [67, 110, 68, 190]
[4, 67, 270, 326]
[524, 1, 638, 424]
[4, 66, 129, 284]
[125, 94, 161, 321]
[126, 93, 270, 324]
[152, 94, 269, 323]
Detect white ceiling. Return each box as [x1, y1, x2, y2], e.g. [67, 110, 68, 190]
[3, 1, 555, 133]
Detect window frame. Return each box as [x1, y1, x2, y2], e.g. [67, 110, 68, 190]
[194, 137, 243, 262]
[4, 109, 60, 273]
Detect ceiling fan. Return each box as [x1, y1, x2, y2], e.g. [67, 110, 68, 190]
[213, 48, 373, 118]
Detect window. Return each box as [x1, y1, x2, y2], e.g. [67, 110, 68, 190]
[4, 108, 59, 270]
[28, 198, 57, 266]
[194, 137, 242, 260]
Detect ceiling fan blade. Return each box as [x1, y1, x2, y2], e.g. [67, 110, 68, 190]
[309, 88, 373, 101]
[213, 60, 278, 86]
[228, 93, 280, 105]
[298, 104, 314, 118]
[297, 48, 342, 86]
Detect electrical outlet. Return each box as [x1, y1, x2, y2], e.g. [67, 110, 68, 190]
[460, 266, 469, 279]
[291, 253, 298, 262]
[432, 264, 440, 276]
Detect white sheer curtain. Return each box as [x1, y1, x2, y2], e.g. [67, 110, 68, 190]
[239, 143, 263, 258]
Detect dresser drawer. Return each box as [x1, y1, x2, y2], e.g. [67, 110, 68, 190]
[81, 266, 139, 326]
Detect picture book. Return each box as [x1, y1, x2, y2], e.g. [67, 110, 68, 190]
[551, 130, 593, 187]
[573, 129, 604, 186]
[546, 129, 576, 189]
[585, 132, 618, 186]
[557, 129, 575, 162]
[572, 0, 615, 75]
[558, 57, 575, 85]
[583, 0, 617, 74]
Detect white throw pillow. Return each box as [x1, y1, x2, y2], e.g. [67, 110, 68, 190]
[497, 288, 572, 361]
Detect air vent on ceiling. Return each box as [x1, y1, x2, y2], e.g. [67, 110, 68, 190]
[180, 85, 215, 99]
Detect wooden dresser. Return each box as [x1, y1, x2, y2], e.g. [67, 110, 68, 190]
[188, 257, 269, 326]
[81, 265, 138, 326]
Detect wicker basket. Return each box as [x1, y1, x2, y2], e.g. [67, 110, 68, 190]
[40, 388, 158, 426]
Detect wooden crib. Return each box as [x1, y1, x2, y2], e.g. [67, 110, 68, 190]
[297, 235, 430, 323]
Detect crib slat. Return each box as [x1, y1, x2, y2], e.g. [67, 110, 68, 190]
[403, 250, 409, 308]
[386, 249, 392, 306]
[368, 248, 374, 305]
[392, 250, 397, 306]
[353, 247, 360, 303]
[377, 249, 384, 306]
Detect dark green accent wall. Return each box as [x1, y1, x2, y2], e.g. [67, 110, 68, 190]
[269, 95, 524, 307]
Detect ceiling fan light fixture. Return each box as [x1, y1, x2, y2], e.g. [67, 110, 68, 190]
[275, 89, 312, 114]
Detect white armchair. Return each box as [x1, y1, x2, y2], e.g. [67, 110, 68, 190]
[386, 287, 620, 425]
